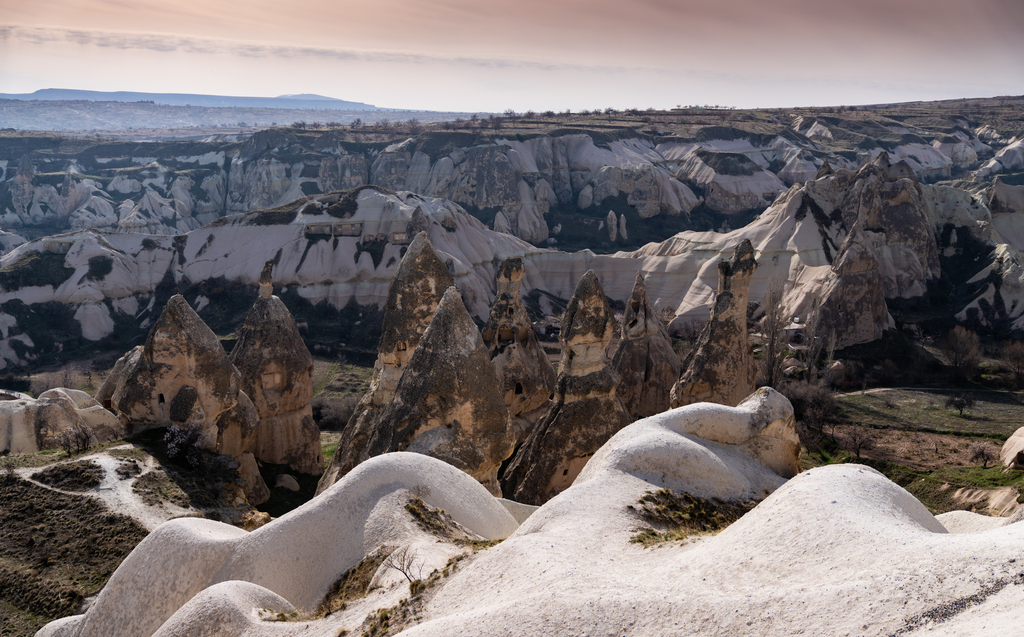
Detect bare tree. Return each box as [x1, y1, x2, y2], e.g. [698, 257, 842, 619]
[825, 328, 839, 366]
[945, 392, 976, 416]
[382, 545, 422, 583]
[757, 279, 788, 389]
[1002, 340, 1024, 388]
[803, 297, 824, 382]
[54, 422, 94, 455]
[846, 427, 875, 459]
[943, 326, 981, 384]
[968, 442, 996, 469]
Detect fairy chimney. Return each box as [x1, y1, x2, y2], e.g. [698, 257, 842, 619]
[231, 262, 321, 475]
[481, 258, 556, 442]
[671, 240, 758, 407]
[316, 232, 453, 494]
[500, 270, 631, 505]
[612, 272, 681, 419]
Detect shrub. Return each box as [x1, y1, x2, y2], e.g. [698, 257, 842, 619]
[311, 396, 359, 430]
[779, 382, 835, 427]
[164, 423, 204, 467]
[943, 326, 981, 384]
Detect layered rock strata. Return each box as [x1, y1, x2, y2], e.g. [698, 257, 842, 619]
[612, 271, 680, 418]
[230, 260, 322, 475]
[317, 232, 454, 494]
[482, 257, 556, 442]
[671, 240, 758, 407]
[501, 270, 631, 505]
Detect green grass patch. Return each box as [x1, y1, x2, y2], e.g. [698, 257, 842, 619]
[837, 388, 1024, 438]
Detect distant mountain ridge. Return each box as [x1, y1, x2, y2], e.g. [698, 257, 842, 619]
[0, 88, 379, 111]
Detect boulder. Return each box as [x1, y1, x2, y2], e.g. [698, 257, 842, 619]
[501, 270, 631, 505]
[481, 258, 557, 442]
[230, 261, 322, 475]
[317, 232, 454, 494]
[671, 240, 758, 408]
[612, 272, 680, 418]
[354, 286, 515, 495]
[1000, 426, 1024, 470]
[0, 388, 123, 455]
[274, 473, 301, 492]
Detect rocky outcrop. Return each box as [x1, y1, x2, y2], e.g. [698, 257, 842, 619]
[671, 240, 757, 408]
[230, 261, 321, 475]
[0, 388, 123, 455]
[1001, 426, 1024, 470]
[100, 294, 269, 503]
[988, 176, 1024, 214]
[358, 286, 515, 495]
[501, 270, 631, 505]
[316, 232, 454, 494]
[612, 272, 680, 418]
[816, 230, 895, 348]
[482, 258, 556, 441]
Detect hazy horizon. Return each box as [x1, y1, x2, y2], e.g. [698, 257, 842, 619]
[2, 0, 1023, 113]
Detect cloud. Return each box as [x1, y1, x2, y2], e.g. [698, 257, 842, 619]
[0, 24, 707, 76]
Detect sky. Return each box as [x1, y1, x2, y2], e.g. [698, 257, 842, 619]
[1, 0, 1023, 112]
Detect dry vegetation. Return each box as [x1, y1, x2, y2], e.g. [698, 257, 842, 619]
[0, 472, 148, 636]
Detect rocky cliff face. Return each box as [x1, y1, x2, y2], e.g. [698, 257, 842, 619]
[0, 140, 1020, 373]
[2, 111, 1004, 249]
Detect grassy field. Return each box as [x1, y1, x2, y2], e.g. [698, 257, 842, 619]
[800, 386, 1024, 515]
[311, 358, 372, 401]
[837, 388, 1023, 438]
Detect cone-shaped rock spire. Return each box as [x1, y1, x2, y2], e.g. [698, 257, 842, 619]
[482, 257, 556, 442]
[612, 272, 680, 419]
[500, 270, 631, 505]
[316, 232, 454, 494]
[231, 261, 322, 475]
[367, 286, 514, 495]
[671, 240, 758, 407]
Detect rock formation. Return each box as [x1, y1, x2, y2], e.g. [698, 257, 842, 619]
[612, 271, 680, 418]
[500, 270, 631, 505]
[1000, 426, 1024, 470]
[815, 229, 894, 348]
[99, 294, 269, 503]
[0, 388, 123, 455]
[671, 240, 758, 408]
[230, 260, 321, 475]
[481, 257, 556, 441]
[351, 286, 515, 495]
[316, 232, 454, 494]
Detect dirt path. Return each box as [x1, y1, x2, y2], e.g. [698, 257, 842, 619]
[14, 446, 196, 531]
